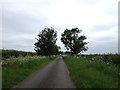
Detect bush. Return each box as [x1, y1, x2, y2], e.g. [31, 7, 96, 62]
[102, 54, 120, 65]
[1, 49, 37, 60]
[79, 54, 120, 66]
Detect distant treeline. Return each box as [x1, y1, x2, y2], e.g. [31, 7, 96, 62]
[80, 54, 120, 66]
[1, 49, 37, 59]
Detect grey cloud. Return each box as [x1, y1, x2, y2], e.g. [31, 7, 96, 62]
[2, 9, 48, 34]
[3, 42, 35, 51]
[85, 22, 117, 43]
[94, 36, 117, 42]
[87, 33, 117, 42]
[3, 34, 36, 51]
[79, 0, 98, 4]
[2, 9, 49, 51]
[84, 40, 118, 54]
[90, 23, 117, 33]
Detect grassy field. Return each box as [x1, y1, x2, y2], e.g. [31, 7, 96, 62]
[2, 55, 55, 88]
[63, 55, 119, 88]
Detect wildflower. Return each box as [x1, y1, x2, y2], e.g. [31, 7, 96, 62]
[92, 57, 95, 61]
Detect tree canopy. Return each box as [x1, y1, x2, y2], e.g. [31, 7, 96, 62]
[34, 27, 58, 56]
[61, 28, 88, 54]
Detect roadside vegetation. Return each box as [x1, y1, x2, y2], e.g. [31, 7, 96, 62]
[2, 55, 55, 88]
[63, 54, 120, 88]
[1, 49, 37, 59]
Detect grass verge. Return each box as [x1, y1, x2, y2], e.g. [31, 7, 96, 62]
[2, 55, 55, 88]
[63, 56, 119, 88]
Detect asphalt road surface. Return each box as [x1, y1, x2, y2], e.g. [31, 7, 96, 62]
[13, 56, 76, 88]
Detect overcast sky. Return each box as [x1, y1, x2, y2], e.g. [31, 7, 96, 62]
[0, 0, 119, 54]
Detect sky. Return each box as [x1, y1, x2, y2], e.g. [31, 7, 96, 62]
[0, 0, 119, 54]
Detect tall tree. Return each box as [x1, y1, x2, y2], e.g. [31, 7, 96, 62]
[61, 28, 88, 54]
[34, 27, 57, 56]
[51, 45, 59, 55]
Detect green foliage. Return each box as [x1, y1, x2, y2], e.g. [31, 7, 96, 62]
[51, 45, 59, 55]
[63, 55, 119, 88]
[2, 55, 55, 88]
[80, 54, 120, 66]
[65, 51, 72, 55]
[102, 54, 120, 65]
[61, 28, 88, 54]
[58, 51, 64, 55]
[1, 49, 36, 60]
[34, 27, 58, 56]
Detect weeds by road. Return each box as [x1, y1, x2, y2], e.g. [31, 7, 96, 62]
[63, 55, 119, 88]
[2, 55, 55, 88]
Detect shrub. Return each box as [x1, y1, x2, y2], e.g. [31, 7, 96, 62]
[1, 49, 37, 60]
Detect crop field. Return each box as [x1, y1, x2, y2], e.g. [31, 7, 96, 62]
[2, 55, 55, 88]
[63, 54, 120, 88]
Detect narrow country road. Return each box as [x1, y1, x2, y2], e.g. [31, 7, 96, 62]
[13, 56, 76, 88]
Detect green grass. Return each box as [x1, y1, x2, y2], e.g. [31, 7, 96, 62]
[63, 55, 119, 88]
[2, 55, 55, 88]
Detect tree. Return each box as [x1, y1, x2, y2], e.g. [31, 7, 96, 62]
[61, 28, 88, 54]
[51, 45, 59, 55]
[58, 51, 64, 55]
[65, 51, 72, 55]
[34, 27, 57, 56]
